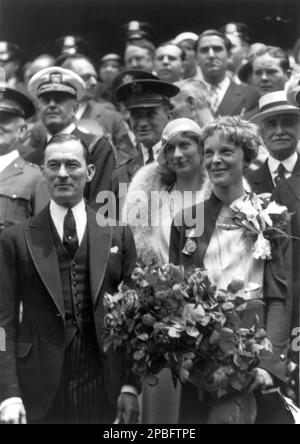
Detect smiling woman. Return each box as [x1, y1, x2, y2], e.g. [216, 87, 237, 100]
[169, 115, 293, 423]
[122, 118, 211, 424]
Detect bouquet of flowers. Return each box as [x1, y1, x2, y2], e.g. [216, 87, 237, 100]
[103, 263, 273, 400]
[230, 193, 290, 260]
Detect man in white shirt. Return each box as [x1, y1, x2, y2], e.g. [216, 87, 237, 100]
[0, 134, 139, 424]
[0, 83, 46, 234]
[248, 90, 300, 193]
[111, 69, 179, 207]
[195, 29, 259, 117]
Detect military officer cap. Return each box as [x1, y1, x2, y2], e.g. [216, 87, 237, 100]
[112, 69, 180, 109]
[0, 83, 35, 119]
[0, 41, 21, 62]
[28, 66, 86, 101]
[56, 35, 88, 56]
[122, 21, 154, 42]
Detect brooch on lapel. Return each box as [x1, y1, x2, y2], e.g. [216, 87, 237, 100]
[182, 228, 197, 256]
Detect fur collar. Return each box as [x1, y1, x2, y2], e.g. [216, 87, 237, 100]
[122, 162, 212, 264]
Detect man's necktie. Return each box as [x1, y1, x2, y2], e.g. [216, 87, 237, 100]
[146, 147, 154, 164]
[63, 209, 79, 258]
[209, 85, 220, 116]
[274, 163, 287, 186]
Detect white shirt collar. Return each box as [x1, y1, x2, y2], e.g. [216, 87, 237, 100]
[49, 199, 87, 244]
[0, 150, 20, 173]
[268, 152, 298, 184]
[202, 76, 230, 91]
[47, 122, 77, 142]
[268, 151, 298, 173]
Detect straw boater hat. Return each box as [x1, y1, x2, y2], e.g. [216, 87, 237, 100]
[250, 90, 300, 125]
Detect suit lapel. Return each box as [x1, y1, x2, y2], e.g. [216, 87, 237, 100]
[25, 205, 64, 317]
[196, 194, 223, 264]
[252, 161, 274, 193]
[183, 194, 223, 267]
[287, 174, 300, 202]
[87, 207, 113, 307]
[292, 155, 300, 175]
[218, 81, 244, 116]
[81, 102, 92, 120]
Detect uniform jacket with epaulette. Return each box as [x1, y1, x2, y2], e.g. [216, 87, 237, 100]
[0, 156, 46, 233]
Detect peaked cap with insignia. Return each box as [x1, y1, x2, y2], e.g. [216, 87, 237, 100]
[28, 66, 86, 101]
[112, 69, 179, 109]
[0, 83, 35, 119]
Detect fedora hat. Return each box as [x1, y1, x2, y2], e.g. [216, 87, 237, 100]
[251, 90, 300, 125]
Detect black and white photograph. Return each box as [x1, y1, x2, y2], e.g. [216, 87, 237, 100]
[0, 0, 299, 426]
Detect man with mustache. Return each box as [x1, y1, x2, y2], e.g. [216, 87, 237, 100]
[248, 90, 300, 194]
[195, 29, 259, 117]
[19, 67, 115, 209]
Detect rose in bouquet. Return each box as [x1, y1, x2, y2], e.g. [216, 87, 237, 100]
[103, 263, 273, 400]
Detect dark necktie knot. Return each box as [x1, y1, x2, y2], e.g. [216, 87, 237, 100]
[63, 209, 79, 258]
[274, 163, 287, 185]
[146, 147, 154, 164]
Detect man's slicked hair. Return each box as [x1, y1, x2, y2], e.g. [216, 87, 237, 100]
[155, 42, 186, 61]
[45, 133, 89, 164]
[253, 46, 290, 73]
[195, 29, 233, 53]
[125, 39, 156, 59]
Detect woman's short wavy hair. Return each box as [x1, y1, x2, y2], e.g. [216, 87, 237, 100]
[158, 131, 203, 187]
[201, 115, 262, 164]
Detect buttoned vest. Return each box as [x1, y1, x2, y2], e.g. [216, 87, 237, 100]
[52, 226, 98, 348]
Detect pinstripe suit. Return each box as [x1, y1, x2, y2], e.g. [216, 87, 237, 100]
[0, 205, 137, 423]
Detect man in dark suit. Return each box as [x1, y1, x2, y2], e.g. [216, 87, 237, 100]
[195, 29, 259, 117]
[0, 134, 139, 424]
[19, 67, 116, 209]
[272, 173, 300, 404]
[247, 90, 300, 194]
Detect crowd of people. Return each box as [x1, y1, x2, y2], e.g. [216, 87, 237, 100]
[0, 18, 300, 424]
